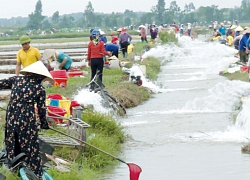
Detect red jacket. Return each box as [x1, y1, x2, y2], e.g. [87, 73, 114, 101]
[87, 41, 109, 60]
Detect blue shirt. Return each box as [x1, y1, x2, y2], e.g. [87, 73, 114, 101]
[100, 36, 107, 43]
[57, 52, 72, 69]
[234, 31, 241, 45]
[105, 44, 119, 52]
[239, 34, 249, 51]
[246, 37, 250, 50]
[219, 26, 226, 35]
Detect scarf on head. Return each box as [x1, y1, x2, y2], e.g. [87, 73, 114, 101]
[92, 36, 99, 45]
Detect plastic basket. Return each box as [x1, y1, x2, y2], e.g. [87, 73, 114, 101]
[240, 66, 248, 73]
[54, 78, 67, 88]
[68, 71, 83, 77]
[50, 70, 68, 78]
[47, 106, 67, 123]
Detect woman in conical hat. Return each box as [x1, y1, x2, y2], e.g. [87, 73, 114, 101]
[0, 61, 52, 178]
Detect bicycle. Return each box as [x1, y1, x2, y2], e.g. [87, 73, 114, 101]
[0, 137, 54, 180]
[0, 152, 53, 180]
[85, 70, 126, 116]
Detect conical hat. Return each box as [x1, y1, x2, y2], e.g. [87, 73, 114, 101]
[244, 27, 250, 34]
[235, 26, 243, 31]
[230, 25, 237, 29]
[20, 61, 54, 82]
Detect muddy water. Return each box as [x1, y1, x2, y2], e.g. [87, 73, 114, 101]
[105, 37, 250, 180]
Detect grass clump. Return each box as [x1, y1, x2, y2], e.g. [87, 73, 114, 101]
[159, 31, 178, 44]
[220, 72, 249, 82]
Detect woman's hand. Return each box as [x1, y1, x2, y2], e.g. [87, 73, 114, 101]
[88, 60, 91, 66]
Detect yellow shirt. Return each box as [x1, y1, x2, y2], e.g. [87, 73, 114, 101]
[17, 46, 41, 68]
[227, 35, 234, 46]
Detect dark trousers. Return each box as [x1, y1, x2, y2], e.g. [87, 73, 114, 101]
[112, 50, 119, 58]
[61, 66, 70, 71]
[120, 42, 129, 57]
[240, 50, 249, 63]
[141, 37, 148, 43]
[91, 58, 104, 82]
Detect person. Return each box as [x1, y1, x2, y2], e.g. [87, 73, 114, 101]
[140, 26, 148, 43]
[213, 21, 218, 32]
[211, 30, 221, 41]
[219, 23, 226, 39]
[16, 35, 42, 75]
[87, 29, 111, 85]
[99, 30, 107, 44]
[110, 32, 118, 44]
[150, 25, 157, 43]
[187, 23, 192, 36]
[158, 24, 163, 36]
[105, 43, 119, 58]
[42, 49, 72, 71]
[55, 51, 73, 71]
[119, 27, 132, 58]
[233, 26, 244, 50]
[239, 28, 250, 63]
[180, 24, 184, 36]
[226, 31, 234, 46]
[0, 61, 52, 179]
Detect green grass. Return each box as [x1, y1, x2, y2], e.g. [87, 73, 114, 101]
[0, 39, 162, 180]
[220, 72, 249, 82]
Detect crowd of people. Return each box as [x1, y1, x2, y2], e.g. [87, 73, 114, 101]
[208, 20, 250, 64]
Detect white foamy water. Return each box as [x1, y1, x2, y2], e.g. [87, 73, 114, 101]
[132, 37, 250, 143]
[108, 36, 250, 180]
[182, 80, 250, 112]
[73, 89, 110, 114]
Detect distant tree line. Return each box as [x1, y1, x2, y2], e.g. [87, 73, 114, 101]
[0, 0, 249, 30]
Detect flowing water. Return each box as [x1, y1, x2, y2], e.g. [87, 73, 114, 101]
[94, 37, 250, 180]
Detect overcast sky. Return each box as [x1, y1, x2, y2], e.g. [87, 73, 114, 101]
[1, 0, 239, 19]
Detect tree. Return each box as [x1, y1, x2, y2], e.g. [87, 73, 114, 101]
[52, 11, 59, 24]
[124, 17, 131, 26]
[26, 0, 45, 30]
[151, 0, 166, 24]
[84, 1, 95, 27]
[42, 19, 51, 29]
[58, 15, 75, 29]
[140, 12, 155, 24]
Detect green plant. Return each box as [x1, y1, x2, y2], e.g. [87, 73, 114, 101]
[159, 31, 178, 44]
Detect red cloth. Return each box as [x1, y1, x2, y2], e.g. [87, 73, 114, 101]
[48, 94, 63, 100]
[111, 37, 118, 44]
[70, 100, 81, 114]
[127, 163, 142, 180]
[87, 41, 110, 60]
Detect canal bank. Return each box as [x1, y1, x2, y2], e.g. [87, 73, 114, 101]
[0, 40, 160, 179]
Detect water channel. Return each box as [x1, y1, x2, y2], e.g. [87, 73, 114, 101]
[102, 36, 250, 180]
[1, 36, 250, 179]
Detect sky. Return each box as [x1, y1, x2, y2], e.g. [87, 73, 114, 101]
[0, 0, 239, 19]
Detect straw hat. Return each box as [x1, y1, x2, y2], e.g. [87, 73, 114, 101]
[117, 28, 122, 32]
[244, 27, 250, 34]
[235, 26, 244, 31]
[100, 30, 105, 35]
[42, 49, 56, 61]
[220, 22, 224, 26]
[20, 61, 54, 82]
[139, 25, 146, 29]
[230, 25, 237, 30]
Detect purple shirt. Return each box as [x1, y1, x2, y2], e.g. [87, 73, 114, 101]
[119, 33, 132, 44]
